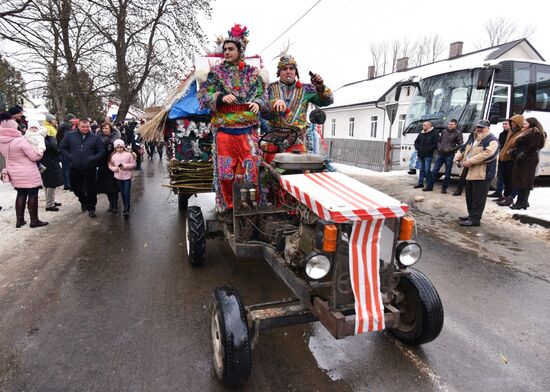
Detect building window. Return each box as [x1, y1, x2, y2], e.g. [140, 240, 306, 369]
[370, 116, 378, 138]
[348, 117, 355, 137]
[397, 114, 406, 134]
[331, 119, 336, 136]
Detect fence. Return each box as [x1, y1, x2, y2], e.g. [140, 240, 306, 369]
[327, 138, 388, 172]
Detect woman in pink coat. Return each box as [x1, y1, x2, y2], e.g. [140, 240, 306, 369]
[0, 113, 48, 228]
[108, 139, 136, 218]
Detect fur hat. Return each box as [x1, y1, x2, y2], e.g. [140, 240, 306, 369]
[223, 24, 249, 59]
[113, 139, 125, 148]
[508, 114, 524, 130]
[277, 54, 299, 78]
[28, 120, 41, 130]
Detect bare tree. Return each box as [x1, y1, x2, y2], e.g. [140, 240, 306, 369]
[483, 17, 516, 46]
[83, 0, 212, 121]
[0, 0, 33, 18]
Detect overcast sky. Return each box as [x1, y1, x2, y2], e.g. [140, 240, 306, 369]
[200, 0, 550, 89]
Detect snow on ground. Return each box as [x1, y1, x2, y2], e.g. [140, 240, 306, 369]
[333, 162, 550, 236]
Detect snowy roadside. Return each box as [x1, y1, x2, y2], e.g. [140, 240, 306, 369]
[333, 163, 550, 229]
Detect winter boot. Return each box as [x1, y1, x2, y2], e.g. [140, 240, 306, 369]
[497, 196, 513, 207]
[28, 196, 49, 228]
[452, 187, 463, 196]
[111, 195, 119, 214]
[15, 194, 27, 228]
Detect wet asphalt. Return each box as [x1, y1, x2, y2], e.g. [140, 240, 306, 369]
[0, 160, 549, 392]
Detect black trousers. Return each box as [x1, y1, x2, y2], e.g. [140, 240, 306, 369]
[465, 179, 491, 223]
[70, 167, 98, 211]
[500, 160, 514, 197]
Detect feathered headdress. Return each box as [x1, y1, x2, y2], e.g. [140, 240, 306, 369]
[275, 42, 299, 77]
[224, 24, 249, 58]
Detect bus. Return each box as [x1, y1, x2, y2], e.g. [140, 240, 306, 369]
[401, 59, 550, 176]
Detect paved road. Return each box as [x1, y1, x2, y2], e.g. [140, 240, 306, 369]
[0, 161, 548, 391]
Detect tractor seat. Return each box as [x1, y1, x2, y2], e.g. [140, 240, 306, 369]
[272, 152, 325, 171]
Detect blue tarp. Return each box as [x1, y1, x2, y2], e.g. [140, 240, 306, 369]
[168, 81, 210, 119]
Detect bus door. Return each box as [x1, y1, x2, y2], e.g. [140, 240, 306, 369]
[487, 83, 511, 136]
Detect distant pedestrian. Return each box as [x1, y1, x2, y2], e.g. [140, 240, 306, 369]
[487, 121, 510, 199]
[509, 117, 546, 210]
[454, 119, 498, 227]
[96, 122, 121, 213]
[44, 114, 58, 138]
[0, 113, 48, 228]
[496, 115, 524, 206]
[57, 113, 77, 190]
[109, 139, 136, 217]
[40, 133, 64, 211]
[131, 124, 144, 170]
[60, 118, 105, 217]
[413, 121, 439, 190]
[426, 119, 463, 193]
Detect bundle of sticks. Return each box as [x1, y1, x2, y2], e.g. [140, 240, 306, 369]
[165, 160, 213, 193]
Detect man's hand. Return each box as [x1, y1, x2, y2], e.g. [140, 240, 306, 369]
[247, 102, 260, 114]
[222, 94, 237, 104]
[463, 160, 472, 168]
[273, 99, 286, 112]
[310, 73, 324, 90]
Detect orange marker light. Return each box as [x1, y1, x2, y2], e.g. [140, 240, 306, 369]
[322, 224, 338, 252]
[399, 216, 415, 241]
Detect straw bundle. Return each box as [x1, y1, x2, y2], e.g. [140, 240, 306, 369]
[165, 160, 213, 192]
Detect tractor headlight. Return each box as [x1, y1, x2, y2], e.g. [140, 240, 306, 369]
[305, 253, 331, 280]
[396, 241, 422, 267]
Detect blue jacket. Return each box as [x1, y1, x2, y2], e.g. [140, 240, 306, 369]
[60, 130, 105, 170]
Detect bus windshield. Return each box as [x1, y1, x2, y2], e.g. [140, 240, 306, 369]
[404, 69, 487, 133]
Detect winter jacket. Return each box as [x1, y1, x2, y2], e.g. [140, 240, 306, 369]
[96, 130, 121, 194]
[0, 126, 43, 188]
[109, 151, 136, 180]
[454, 130, 498, 181]
[40, 136, 64, 188]
[44, 120, 57, 138]
[56, 121, 73, 144]
[499, 114, 525, 161]
[414, 129, 439, 158]
[60, 130, 105, 170]
[511, 127, 547, 189]
[437, 128, 463, 156]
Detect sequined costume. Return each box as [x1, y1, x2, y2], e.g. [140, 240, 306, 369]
[197, 60, 266, 211]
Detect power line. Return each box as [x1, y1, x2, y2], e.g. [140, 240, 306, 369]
[259, 0, 323, 54]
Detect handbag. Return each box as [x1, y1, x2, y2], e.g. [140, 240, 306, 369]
[1, 143, 11, 183]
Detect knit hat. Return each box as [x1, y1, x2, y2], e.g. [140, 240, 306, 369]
[8, 105, 23, 116]
[28, 120, 41, 129]
[65, 113, 76, 121]
[113, 139, 125, 148]
[277, 54, 299, 78]
[45, 114, 56, 122]
[223, 24, 249, 59]
[508, 114, 524, 130]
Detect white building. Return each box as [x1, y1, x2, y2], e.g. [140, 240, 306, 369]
[324, 38, 545, 143]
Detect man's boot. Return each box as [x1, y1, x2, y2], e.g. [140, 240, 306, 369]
[28, 196, 49, 228]
[15, 194, 27, 228]
[497, 196, 513, 206]
[452, 186, 463, 196]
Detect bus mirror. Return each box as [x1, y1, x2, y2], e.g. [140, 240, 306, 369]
[489, 115, 499, 124]
[476, 69, 492, 90]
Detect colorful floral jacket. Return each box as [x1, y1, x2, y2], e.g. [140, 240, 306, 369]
[198, 61, 266, 134]
[266, 80, 333, 133]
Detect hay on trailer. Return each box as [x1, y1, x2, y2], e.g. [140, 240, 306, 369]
[165, 160, 213, 193]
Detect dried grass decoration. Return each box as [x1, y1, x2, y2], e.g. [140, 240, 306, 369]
[165, 160, 213, 193]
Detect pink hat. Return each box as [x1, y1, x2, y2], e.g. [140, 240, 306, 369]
[114, 139, 125, 148]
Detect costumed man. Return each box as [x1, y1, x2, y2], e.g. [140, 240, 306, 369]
[263, 53, 333, 162]
[197, 24, 267, 215]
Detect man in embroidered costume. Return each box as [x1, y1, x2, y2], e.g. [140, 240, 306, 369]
[264, 54, 333, 162]
[198, 24, 266, 213]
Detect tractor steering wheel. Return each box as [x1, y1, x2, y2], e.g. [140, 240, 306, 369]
[258, 126, 300, 154]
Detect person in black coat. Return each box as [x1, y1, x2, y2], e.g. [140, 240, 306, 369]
[413, 121, 439, 190]
[96, 122, 121, 213]
[57, 113, 76, 190]
[59, 119, 105, 217]
[40, 135, 64, 211]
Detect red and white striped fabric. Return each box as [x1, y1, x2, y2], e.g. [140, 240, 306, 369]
[280, 172, 408, 334]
